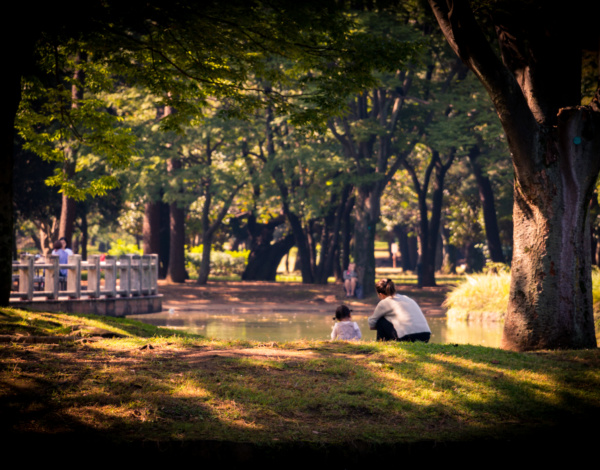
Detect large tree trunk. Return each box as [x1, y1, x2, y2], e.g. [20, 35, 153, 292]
[503, 114, 599, 350]
[353, 187, 379, 295]
[167, 198, 187, 283]
[58, 193, 76, 249]
[242, 215, 295, 281]
[394, 225, 414, 272]
[429, 0, 600, 350]
[1, 39, 27, 304]
[79, 205, 88, 261]
[143, 199, 171, 278]
[197, 236, 212, 285]
[143, 200, 161, 255]
[166, 159, 187, 283]
[315, 185, 352, 284]
[242, 214, 292, 281]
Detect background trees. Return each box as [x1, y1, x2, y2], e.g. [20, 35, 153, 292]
[12, 0, 595, 356]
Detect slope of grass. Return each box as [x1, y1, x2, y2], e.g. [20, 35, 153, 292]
[1, 306, 599, 456]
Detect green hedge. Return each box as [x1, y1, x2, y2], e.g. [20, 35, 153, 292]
[186, 246, 249, 278]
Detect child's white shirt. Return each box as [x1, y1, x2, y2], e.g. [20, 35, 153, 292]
[331, 321, 362, 340]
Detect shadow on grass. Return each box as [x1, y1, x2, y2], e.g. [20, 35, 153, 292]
[1, 331, 599, 466]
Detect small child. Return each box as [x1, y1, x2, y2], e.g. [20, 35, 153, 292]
[331, 305, 362, 341]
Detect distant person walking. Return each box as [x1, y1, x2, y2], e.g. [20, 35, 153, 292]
[368, 279, 431, 342]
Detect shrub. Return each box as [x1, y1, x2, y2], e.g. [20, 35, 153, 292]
[444, 272, 511, 322]
[107, 239, 142, 257]
[446, 269, 600, 329]
[186, 246, 249, 277]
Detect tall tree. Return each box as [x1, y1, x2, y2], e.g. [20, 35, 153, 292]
[429, 0, 600, 350]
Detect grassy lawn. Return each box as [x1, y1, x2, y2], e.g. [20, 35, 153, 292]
[1, 306, 599, 463]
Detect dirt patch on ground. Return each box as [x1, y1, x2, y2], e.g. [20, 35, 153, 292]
[157, 279, 449, 317]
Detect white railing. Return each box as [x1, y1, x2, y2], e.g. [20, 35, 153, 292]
[10, 254, 159, 301]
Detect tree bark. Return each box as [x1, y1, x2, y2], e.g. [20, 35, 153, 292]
[143, 200, 162, 256]
[79, 205, 88, 261]
[1, 32, 31, 303]
[242, 214, 294, 281]
[58, 193, 77, 249]
[353, 186, 380, 294]
[468, 146, 505, 263]
[166, 158, 187, 283]
[504, 109, 600, 349]
[405, 150, 455, 287]
[58, 53, 86, 250]
[315, 185, 352, 284]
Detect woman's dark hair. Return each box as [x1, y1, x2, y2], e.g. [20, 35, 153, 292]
[375, 278, 396, 297]
[333, 305, 352, 321]
[53, 240, 63, 251]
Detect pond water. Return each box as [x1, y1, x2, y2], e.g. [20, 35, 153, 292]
[128, 307, 504, 347]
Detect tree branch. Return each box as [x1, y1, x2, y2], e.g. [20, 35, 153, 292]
[428, 0, 536, 178]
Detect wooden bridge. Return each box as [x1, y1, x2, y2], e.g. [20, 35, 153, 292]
[10, 254, 162, 316]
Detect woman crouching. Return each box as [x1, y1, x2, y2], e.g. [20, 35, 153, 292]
[368, 279, 431, 342]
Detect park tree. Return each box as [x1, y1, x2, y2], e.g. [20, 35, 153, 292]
[429, 0, 600, 350]
[13, 141, 62, 255]
[5, 0, 382, 304]
[182, 118, 248, 285]
[237, 98, 353, 284]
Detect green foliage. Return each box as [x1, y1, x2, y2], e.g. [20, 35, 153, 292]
[16, 41, 138, 200]
[107, 239, 142, 256]
[482, 262, 511, 274]
[186, 246, 249, 278]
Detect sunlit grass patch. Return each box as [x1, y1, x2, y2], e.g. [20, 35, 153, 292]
[1, 307, 599, 446]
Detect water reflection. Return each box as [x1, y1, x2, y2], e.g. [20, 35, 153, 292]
[128, 308, 503, 347]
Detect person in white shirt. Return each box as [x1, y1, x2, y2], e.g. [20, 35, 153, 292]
[368, 278, 431, 342]
[59, 237, 74, 256]
[331, 305, 362, 341]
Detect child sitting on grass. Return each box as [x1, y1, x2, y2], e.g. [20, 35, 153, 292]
[331, 305, 362, 341]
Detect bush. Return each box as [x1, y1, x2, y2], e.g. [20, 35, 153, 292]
[444, 272, 511, 322]
[186, 246, 249, 278]
[446, 269, 600, 329]
[107, 239, 142, 257]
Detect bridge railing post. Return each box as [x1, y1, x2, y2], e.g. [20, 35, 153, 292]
[118, 255, 131, 296]
[66, 255, 81, 299]
[18, 255, 34, 301]
[44, 255, 60, 300]
[86, 255, 101, 298]
[129, 254, 141, 296]
[140, 255, 150, 295]
[150, 254, 158, 295]
[11, 251, 159, 304]
[104, 256, 117, 297]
